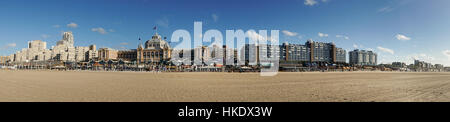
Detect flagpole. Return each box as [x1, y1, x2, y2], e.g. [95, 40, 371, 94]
[138, 32, 142, 46]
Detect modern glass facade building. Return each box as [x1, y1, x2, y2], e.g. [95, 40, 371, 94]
[280, 40, 346, 64]
[281, 42, 311, 62]
[236, 40, 347, 67]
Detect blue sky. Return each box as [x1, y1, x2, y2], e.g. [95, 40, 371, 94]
[1, 0, 450, 66]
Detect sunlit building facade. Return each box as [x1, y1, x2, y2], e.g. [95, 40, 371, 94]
[349, 49, 377, 66]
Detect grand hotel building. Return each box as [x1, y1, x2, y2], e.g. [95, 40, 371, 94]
[114, 33, 172, 65]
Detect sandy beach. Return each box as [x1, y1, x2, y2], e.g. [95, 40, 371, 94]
[1, 70, 449, 102]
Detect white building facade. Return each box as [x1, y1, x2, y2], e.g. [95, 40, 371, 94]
[11, 32, 97, 63]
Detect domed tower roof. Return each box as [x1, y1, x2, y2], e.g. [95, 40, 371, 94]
[151, 33, 162, 40]
[144, 33, 171, 50]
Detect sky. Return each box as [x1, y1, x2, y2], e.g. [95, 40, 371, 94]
[0, 0, 450, 66]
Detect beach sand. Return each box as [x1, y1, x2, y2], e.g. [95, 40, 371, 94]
[1, 70, 450, 102]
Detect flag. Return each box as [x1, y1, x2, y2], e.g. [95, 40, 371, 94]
[153, 26, 157, 30]
[138, 37, 141, 41]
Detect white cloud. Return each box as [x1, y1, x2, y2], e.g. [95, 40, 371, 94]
[52, 25, 60, 28]
[212, 14, 219, 22]
[41, 34, 50, 39]
[7, 43, 16, 47]
[352, 44, 366, 49]
[120, 42, 128, 45]
[156, 18, 169, 28]
[2, 43, 16, 50]
[443, 50, 450, 60]
[67, 22, 78, 28]
[378, 6, 393, 13]
[282, 30, 298, 37]
[268, 36, 279, 42]
[119, 46, 127, 50]
[247, 31, 278, 42]
[377, 46, 394, 54]
[353, 44, 358, 49]
[304, 0, 318, 6]
[336, 35, 349, 40]
[318, 32, 328, 37]
[395, 34, 411, 41]
[407, 53, 435, 62]
[247, 31, 267, 41]
[91, 27, 107, 34]
[247, 31, 263, 41]
[109, 29, 115, 32]
[304, 0, 328, 6]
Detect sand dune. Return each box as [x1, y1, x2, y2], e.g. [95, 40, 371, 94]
[1, 70, 449, 102]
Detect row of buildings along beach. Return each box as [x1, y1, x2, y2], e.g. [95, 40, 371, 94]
[0, 31, 448, 72]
